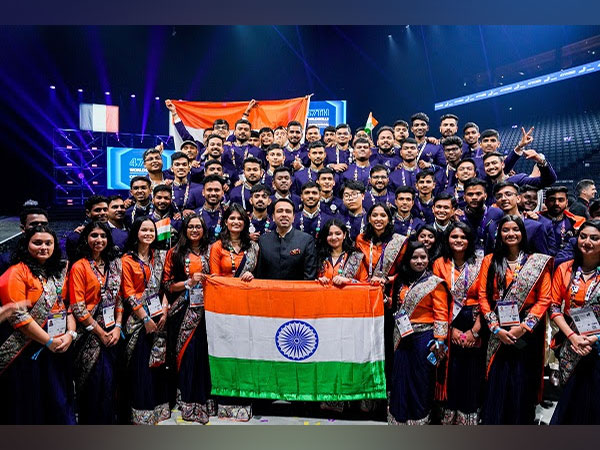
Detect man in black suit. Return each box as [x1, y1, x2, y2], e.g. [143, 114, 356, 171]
[255, 198, 317, 280]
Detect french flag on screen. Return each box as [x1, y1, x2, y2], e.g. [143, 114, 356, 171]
[79, 103, 119, 132]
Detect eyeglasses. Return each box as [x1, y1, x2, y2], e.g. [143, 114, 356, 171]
[343, 192, 361, 199]
[495, 192, 517, 199]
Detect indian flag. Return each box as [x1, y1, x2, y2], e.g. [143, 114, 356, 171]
[204, 277, 386, 401]
[155, 218, 171, 241]
[79, 103, 119, 133]
[364, 112, 378, 136]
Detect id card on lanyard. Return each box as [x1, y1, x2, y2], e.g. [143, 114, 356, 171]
[138, 256, 162, 318]
[102, 306, 115, 328]
[570, 270, 600, 335]
[497, 301, 520, 327]
[47, 311, 67, 337]
[146, 294, 163, 317]
[394, 310, 414, 337]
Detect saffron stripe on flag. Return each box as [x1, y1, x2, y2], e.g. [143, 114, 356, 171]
[204, 277, 384, 319]
[208, 356, 387, 401]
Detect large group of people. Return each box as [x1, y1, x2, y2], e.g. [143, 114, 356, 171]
[1, 99, 599, 425]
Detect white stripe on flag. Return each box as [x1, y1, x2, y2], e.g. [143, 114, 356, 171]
[205, 311, 384, 364]
[92, 104, 107, 132]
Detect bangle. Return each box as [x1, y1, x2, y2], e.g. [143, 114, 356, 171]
[567, 331, 576, 339]
[85, 323, 95, 332]
[184, 280, 191, 290]
[45, 337, 54, 348]
[115, 323, 122, 329]
[493, 327, 500, 335]
[143, 316, 151, 324]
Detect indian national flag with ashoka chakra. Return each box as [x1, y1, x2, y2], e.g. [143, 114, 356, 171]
[204, 277, 386, 401]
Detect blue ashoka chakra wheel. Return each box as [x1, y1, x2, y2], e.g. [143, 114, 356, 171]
[275, 320, 319, 361]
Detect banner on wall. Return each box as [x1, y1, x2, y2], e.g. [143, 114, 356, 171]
[106, 147, 174, 190]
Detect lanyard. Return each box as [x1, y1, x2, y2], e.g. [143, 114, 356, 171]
[88, 259, 109, 295]
[228, 245, 238, 276]
[173, 182, 190, 211]
[330, 252, 347, 275]
[450, 260, 469, 302]
[368, 241, 388, 277]
[134, 254, 154, 289]
[570, 267, 600, 306]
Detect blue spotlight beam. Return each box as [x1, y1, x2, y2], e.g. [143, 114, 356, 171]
[435, 59, 600, 111]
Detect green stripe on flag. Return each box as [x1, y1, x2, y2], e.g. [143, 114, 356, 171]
[208, 356, 387, 401]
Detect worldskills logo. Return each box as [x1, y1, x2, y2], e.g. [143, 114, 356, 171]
[275, 320, 319, 361]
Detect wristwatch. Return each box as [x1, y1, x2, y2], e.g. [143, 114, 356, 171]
[536, 153, 547, 166]
[67, 330, 78, 340]
[471, 329, 479, 339]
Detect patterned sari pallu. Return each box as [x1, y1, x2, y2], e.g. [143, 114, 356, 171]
[484, 253, 552, 372]
[557, 289, 600, 386]
[393, 275, 446, 349]
[372, 234, 406, 280]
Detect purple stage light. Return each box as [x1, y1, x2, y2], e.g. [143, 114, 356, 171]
[105, 91, 110, 96]
[78, 172, 85, 180]
[131, 94, 136, 98]
[50, 85, 56, 89]
[77, 88, 83, 93]
[155, 96, 160, 100]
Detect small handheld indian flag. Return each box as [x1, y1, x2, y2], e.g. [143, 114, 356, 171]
[155, 218, 171, 242]
[364, 112, 378, 136]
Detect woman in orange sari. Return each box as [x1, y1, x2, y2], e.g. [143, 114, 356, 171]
[69, 221, 123, 424]
[355, 204, 407, 403]
[388, 240, 449, 424]
[316, 219, 367, 286]
[163, 214, 212, 424]
[0, 225, 75, 424]
[432, 222, 484, 425]
[209, 203, 258, 420]
[121, 216, 169, 425]
[478, 215, 552, 424]
[550, 220, 600, 424]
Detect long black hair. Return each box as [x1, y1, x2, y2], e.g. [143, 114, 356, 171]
[73, 221, 118, 264]
[11, 224, 66, 279]
[218, 203, 252, 252]
[171, 214, 210, 282]
[485, 214, 529, 301]
[124, 216, 158, 254]
[412, 224, 441, 264]
[570, 220, 600, 285]
[391, 240, 429, 306]
[439, 221, 477, 265]
[315, 218, 357, 267]
[362, 203, 394, 244]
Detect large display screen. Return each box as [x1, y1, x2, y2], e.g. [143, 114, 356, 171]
[106, 147, 174, 190]
[307, 100, 347, 130]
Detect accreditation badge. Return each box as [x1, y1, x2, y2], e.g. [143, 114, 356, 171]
[47, 311, 67, 337]
[102, 305, 115, 328]
[146, 294, 163, 317]
[570, 307, 600, 336]
[394, 310, 414, 337]
[497, 301, 520, 327]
